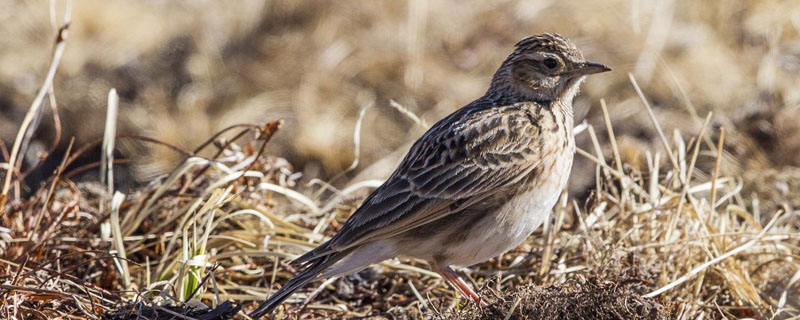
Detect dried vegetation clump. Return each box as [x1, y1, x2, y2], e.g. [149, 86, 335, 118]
[449, 266, 665, 320]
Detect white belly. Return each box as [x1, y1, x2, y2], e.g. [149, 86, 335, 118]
[441, 148, 574, 267]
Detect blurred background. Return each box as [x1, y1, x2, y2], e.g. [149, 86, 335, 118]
[1, 0, 799, 208]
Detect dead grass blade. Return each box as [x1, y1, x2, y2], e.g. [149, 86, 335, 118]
[1, 18, 71, 212]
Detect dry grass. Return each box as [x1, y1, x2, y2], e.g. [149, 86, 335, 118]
[1, 83, 799, 318]
[2, 1, 800, 319]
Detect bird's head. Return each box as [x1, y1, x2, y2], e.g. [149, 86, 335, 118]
[490, 33, 611, 102]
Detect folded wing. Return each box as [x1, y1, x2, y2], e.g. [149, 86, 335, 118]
[295, 102, 545, 264]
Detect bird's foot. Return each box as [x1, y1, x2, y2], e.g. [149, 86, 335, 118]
[434, 265, 487, 306]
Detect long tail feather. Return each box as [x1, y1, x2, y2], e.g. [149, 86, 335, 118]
[250, 253, 341, 318]
[291, 240, 332, 266]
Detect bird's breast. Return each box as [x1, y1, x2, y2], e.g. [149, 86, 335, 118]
[433, 135, 575, 268]
[500, 137, 574, 233]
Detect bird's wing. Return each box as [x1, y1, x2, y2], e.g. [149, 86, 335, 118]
[303, 102, 548, 260]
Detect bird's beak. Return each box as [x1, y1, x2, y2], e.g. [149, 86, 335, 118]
[576, 61, 612, 75]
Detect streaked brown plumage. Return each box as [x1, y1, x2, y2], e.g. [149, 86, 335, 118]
[251, 33, 611, 318]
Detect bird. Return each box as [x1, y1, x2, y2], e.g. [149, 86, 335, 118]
[250, 33, 611, 318]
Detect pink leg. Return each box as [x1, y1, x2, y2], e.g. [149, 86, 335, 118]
[434, 265, 487, 306]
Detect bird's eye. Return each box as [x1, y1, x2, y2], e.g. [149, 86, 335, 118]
[542, 58, 559, 69]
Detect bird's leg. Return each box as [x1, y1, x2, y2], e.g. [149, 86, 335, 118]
[434, 265, 486, 306]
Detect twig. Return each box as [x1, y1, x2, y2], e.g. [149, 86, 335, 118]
[1, 22, 71, 212]
[408, 280, 428, 310]
[664, 113, 712, 242]
[628, 73, 679, 173]
[390, 99, 429, 129]
[100, 89, 119, 214]
[330, 102, 373, 185]
[19, 84, 64, 181]
[60, 134, 192, 181]
[191, 123, 262, 155]
[504, 295, 524, 320]
[708, 128, 724, 217]
[600, 99, 627, 212]
[241, 121, 283, 174]
[301, 277, 339, 310]
[191, 121, 280, 187]
[110, 192, 131, 289]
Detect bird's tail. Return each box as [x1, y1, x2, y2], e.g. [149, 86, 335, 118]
[249, 253, 340, 318]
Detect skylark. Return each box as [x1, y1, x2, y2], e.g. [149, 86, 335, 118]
[251, 33, 611, 317]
